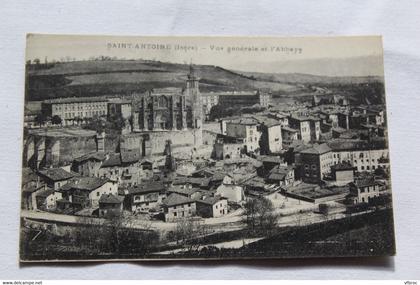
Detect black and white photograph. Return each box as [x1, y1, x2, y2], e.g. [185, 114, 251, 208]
[20, 34, 395, 261]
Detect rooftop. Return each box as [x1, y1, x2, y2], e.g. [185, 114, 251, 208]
[126, 181, 166, 195]
[226, 117, 260, 126]
[196, 195, 226, 206]
[99, 193, 124, 204]
[34, 188, 55, 198]
[286, 183, 349, 200]
[38, 168, 75, 182]
[168, 185, 202, 196]
[163, 193, 194, 207]
[60, 177, 109, 192]
[74, 152, 107, 163]
[300, 143, 331, 155]
[43, 96, 108, 104]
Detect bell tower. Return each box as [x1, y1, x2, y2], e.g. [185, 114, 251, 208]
[185, 63, 202, 129]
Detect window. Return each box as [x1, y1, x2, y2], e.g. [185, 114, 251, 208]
[361, 166, 364, 170]
[173, 212, 177, 217]
[97, 192, 100, 196]
[366, 166, 370, 170]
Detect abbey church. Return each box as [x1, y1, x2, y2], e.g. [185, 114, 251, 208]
[132, 65, 202, 131]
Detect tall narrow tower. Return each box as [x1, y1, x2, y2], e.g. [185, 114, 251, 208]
[185, 63, 202, 129]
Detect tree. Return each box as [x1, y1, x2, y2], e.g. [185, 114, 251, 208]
[171, 218, 209, 253]
[244, 197, 278, 235]
[51, 115, 62, 125]
[35, 113, 47, 126]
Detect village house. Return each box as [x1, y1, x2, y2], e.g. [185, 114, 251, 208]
[168, 185, 204, 200]
[213, 135, 244, 160]
[72, 150, 151, 186]
[328, 139, 390, 173]
[21, 168, 44, 210]
[216, 180, 244, 203]
[224, 117, 262, 154]
[71, 152, 107, 177]
[243, 176, 282, 201]
[31, 187, 63, 210]
[331, 162, 356, 186]
[348, 179, 382, 204]
[57, 177, 118, 212]
[196, 196, 228, 218]
[288, 114, 321, 142]
[266, 165, 295, 186]
[298, 143, 333, 183]
[162, 193, 197, 222]
[126, 181, 167, 213]
[281, 126, 298, 145]
[37, 167, 75, 190]
[98, 193, 125, 217]
[256, 155, 285, 177]
[283, 182, 349, 204]
[172, 176, 212, 190]
[258, 118, 283, 154]
[98, 150, 144, 186]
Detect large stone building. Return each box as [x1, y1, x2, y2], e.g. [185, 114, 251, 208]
[288, 114, 321, 143]
[201, 90, 271, 119]
[297, 143, 333, 183]
[41, 97, 108, 126]
[133, 65, 202, 131]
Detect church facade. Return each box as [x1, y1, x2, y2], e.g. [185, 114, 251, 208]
[133, 66, 202, 131]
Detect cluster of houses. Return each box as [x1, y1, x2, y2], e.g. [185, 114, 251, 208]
[22, 88, 391, 223]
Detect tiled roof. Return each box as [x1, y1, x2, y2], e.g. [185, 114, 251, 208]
[300, 143, 331, 155]
[38, 168, 75, 182]
[268, 165, 294, 181]
[196, 195, 226, 206]
[100, 151, 141, 167]
[99, 193, 124, 204]
[172, 176, 211, 187]
[60, 177, 109, 192]
[258, 155, 283, 164]
[163, 193, 194, 207]
[35, 188, 55, 198]
[74, 152, 106, 163]
[126, 182, 166, 195]
[43, 96, 108, 104]
[101, 153, 122, 167]
[226, 117, 259, 126]
[168, 186, 202, 196]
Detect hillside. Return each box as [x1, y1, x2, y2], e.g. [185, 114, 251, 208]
[26, 60, 300, 101]
[25, 59, 385, 105]
[237, 71, 384, 85]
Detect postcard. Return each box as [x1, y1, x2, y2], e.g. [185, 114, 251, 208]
[20, 35, 395, 261]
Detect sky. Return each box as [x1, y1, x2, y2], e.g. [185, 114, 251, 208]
[26, 34, 385, 77]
